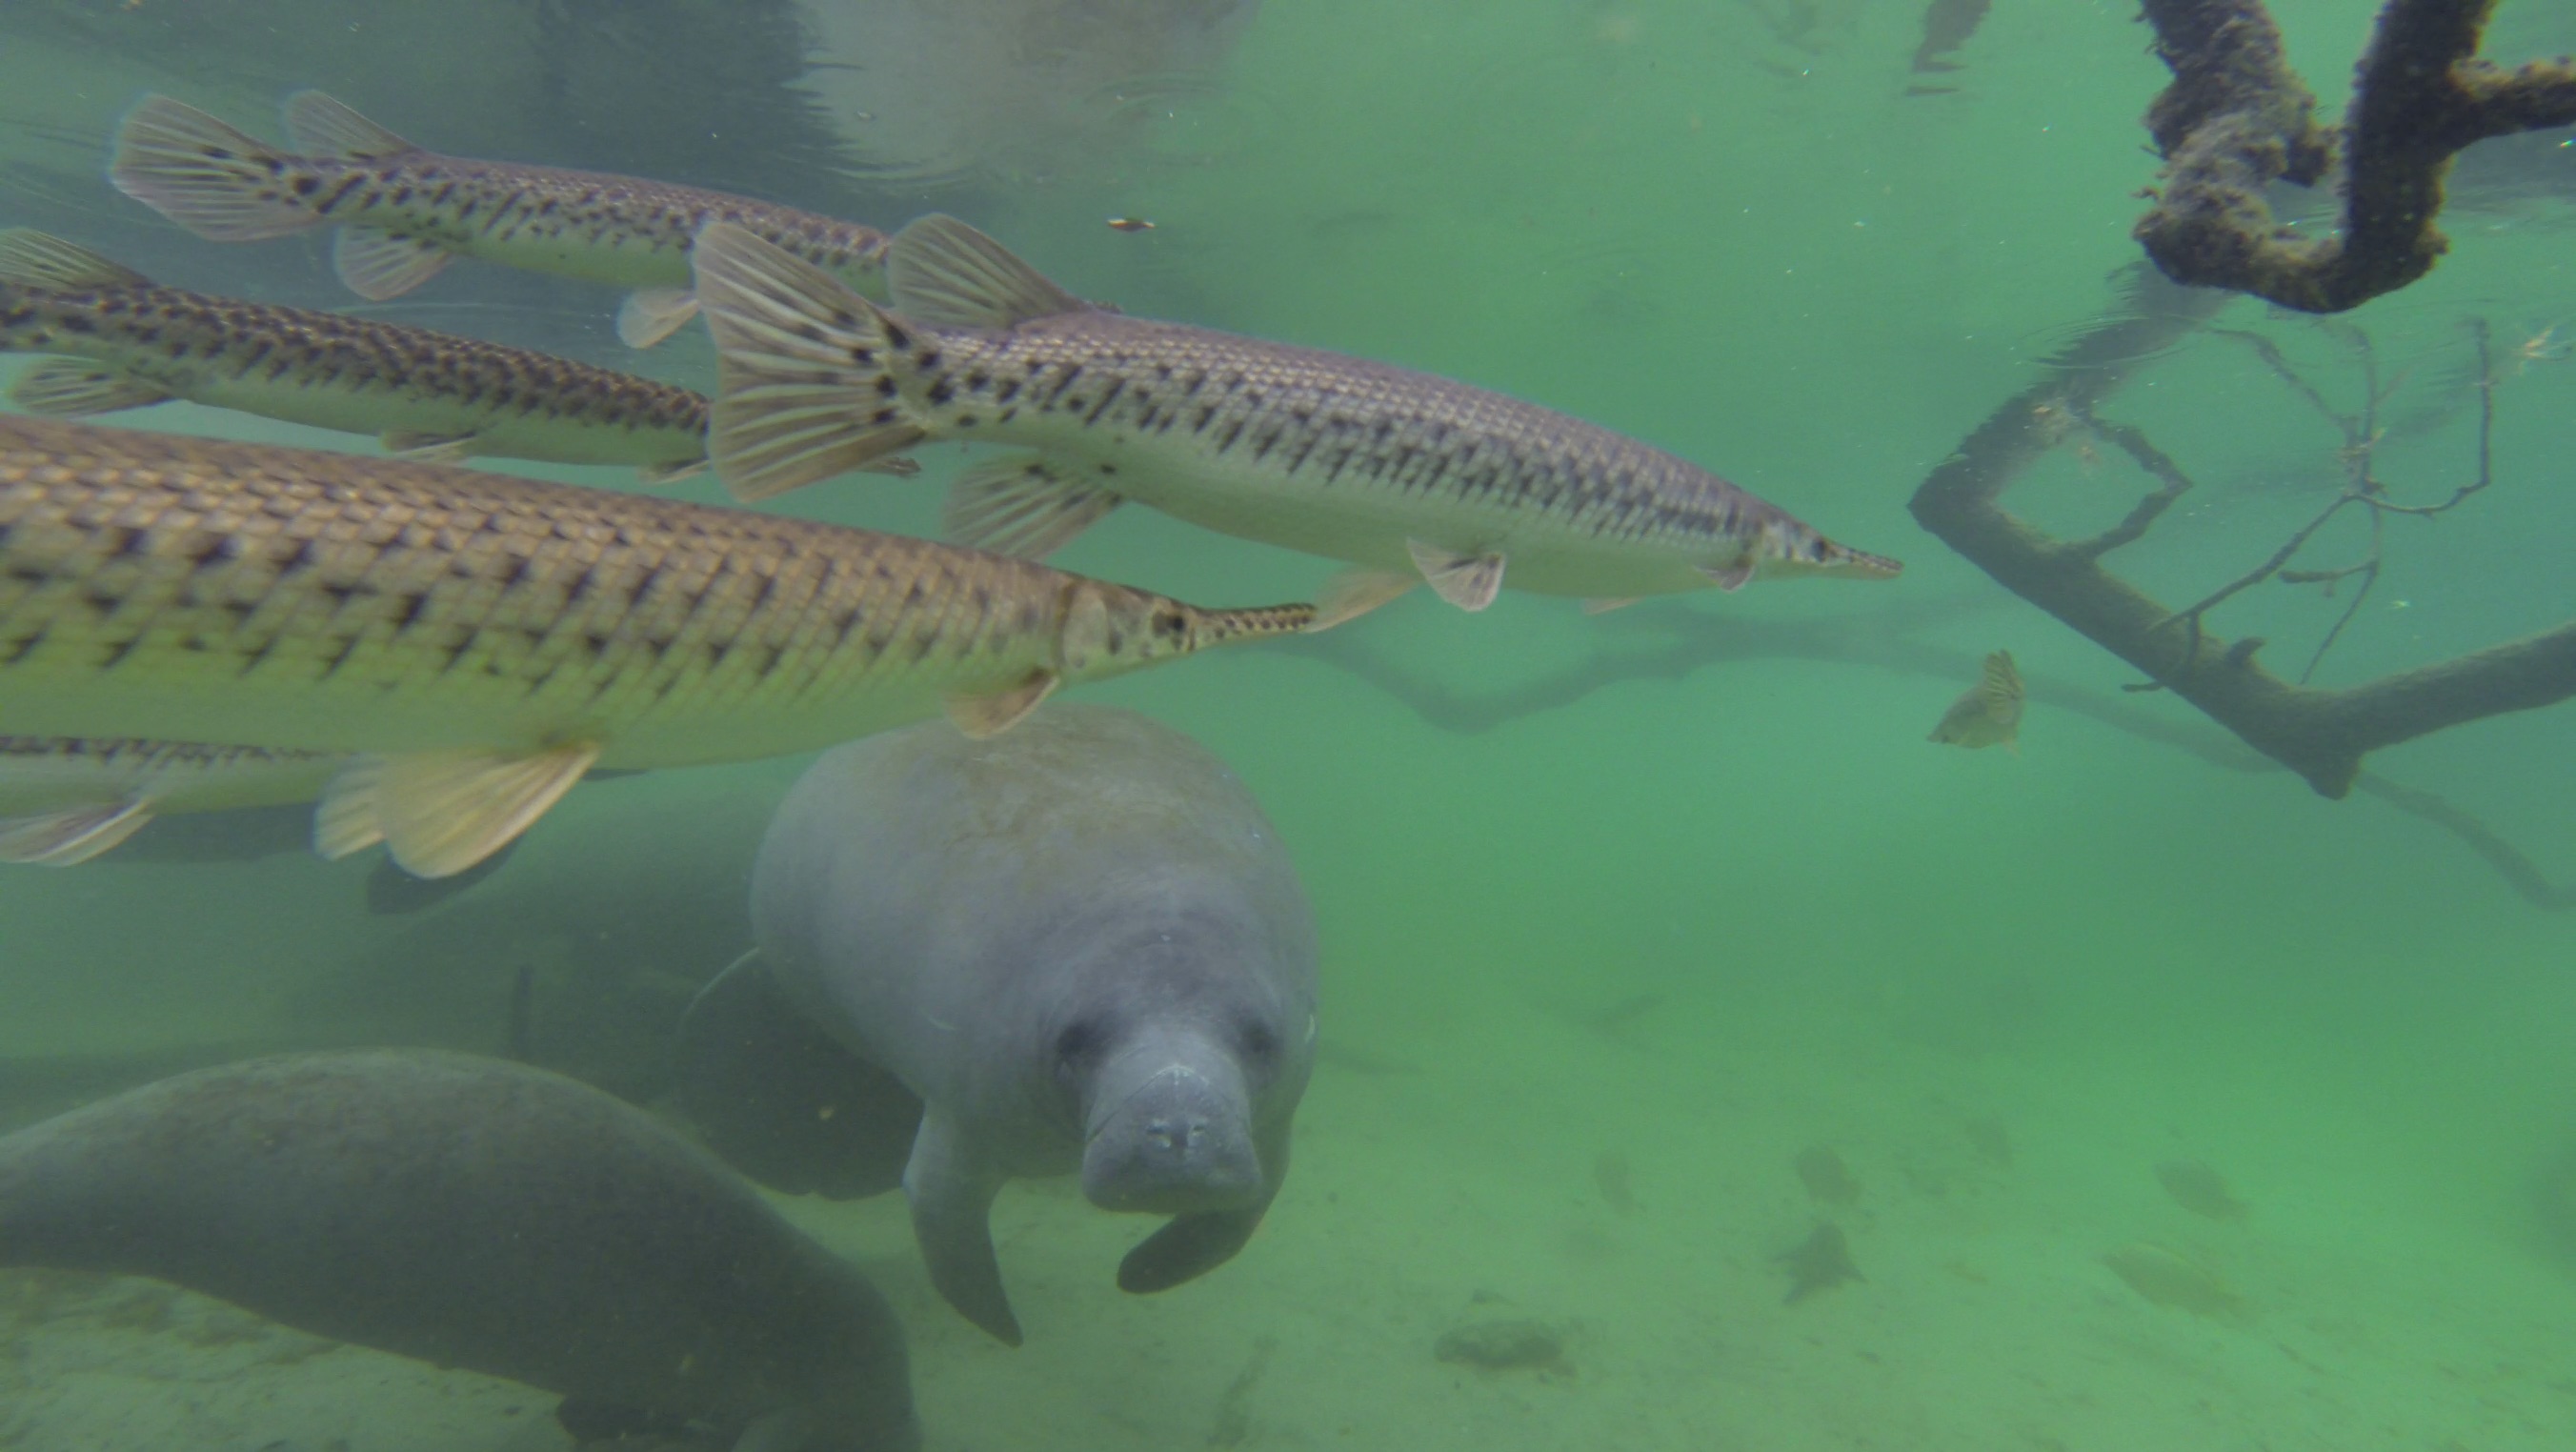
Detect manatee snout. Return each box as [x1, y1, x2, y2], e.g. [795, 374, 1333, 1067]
[1082, 1043, 1262, 1214]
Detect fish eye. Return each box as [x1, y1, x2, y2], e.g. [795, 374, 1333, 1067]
[1153, 606, 1188, 640]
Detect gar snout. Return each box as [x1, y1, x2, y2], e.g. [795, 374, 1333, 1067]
[1080, 1037, 1261, 1214]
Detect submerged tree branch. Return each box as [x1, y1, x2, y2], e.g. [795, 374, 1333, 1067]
[1906, 270, 2574, 799]
[2134, 0, 2576, 313]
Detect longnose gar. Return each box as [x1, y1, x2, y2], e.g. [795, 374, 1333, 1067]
[109, 91, 892, 348]
[0, 230, 912, 485]
[691, 216, 1902, 628]
[0, 736, 342, 865]
[0, 418, 1313, 877]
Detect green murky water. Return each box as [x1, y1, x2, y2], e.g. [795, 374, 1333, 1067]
[3, 2, 2572, 1448]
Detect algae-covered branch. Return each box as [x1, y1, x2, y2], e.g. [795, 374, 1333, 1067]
[2133, 0, 2576, 313]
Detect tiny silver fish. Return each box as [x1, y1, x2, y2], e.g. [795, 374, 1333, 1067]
[109, 91, 892, 349]
[689, 215, 1902, 628]
[0, 736, 344, 866]
[1928, 649, 2023, 752]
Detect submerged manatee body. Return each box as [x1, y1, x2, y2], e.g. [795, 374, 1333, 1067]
[747, 704, 1318, 1344]
[0, 1049, 919, 1452]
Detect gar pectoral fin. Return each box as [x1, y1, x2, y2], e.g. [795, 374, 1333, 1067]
[1308, 567, 1419, 632]
[0, 229, 151, 290]
[692, 221, 930, 503]
[615, 287, 701, 350]
[904, 1112, 1022, 1344]
[333, 227, 452, 301]
[0, 799, 156, 865]
[943, 452, 1120, 558]
[887, 213, 1092, 329]
[316, 744, 599, 879]
[280, 91, 420, 160]
[9, 360, 174, 417]
[943, 669, 1058, 739]
[1406, 540, 1507, 611]
[1697, 556, 1758, 593]
[380, 430, 479, 464]
[634, 458, 707, 486]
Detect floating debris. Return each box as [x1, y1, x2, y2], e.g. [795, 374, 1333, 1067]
[1795, 1145, 1862, 1207]
[2154, 1160, 2249, 1221]
[1778, 1221, 1862, 1304]
[2100, 1240, 2245, 1321]
[1434, 1318, 1570, 1374]
[1107, 215, 1157, 232]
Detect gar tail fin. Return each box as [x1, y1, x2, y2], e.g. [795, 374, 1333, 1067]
[110, 95, 322, 242]
[691, 221, 930, 503]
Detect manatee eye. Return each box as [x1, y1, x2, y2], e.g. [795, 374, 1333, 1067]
[1054, 1018, 1101, 1065]
[1237, 1018, 1278, 1066]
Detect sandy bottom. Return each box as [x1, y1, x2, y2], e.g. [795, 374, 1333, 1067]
[8, 989, 2574, 1452]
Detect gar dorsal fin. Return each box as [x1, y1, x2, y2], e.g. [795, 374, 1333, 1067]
[0, 229, 151, 291]
[282, 91, 420, 160]
[888, 213, 1091, 330]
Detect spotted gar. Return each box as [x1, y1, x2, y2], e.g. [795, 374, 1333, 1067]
[109, 91, 892, 348]
[690, 215, 1902, 627]
[0, 736, 343, 865]
[0, 229, 903, 485]
[0, 418, 1313, 877]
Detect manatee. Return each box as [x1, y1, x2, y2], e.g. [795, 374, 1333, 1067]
[0, 1048, 919, 1452]
[735, 704, 1318, 1345]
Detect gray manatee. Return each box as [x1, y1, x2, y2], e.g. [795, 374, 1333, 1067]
[746, 704, 1318, 1345]
[0, 1049, 919, 1452]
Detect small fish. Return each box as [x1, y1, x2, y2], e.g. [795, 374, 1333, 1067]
[0, 231, 919, 485]
[0, 736, 343, 865]
[689, 215, 1901, 628]
[2100, 1240, 2245, 1321]
[1928, 649, 2023, 752]
[108, 91, 893, 348]
[1778, 1221, 1862, 1304]
[2154, 1160, 2249, 1221]
[0, 417, 1316, 879]
[1106, 216, 1157, 232]
[1910, 0, 1993, 76]
[1795, 1145, 1862, 1207]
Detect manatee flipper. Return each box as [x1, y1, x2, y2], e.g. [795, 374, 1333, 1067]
[675, 950, 920, 1200]
[903, 1109, 1021, 1345]
[1117, 1123, 1289, 1295]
